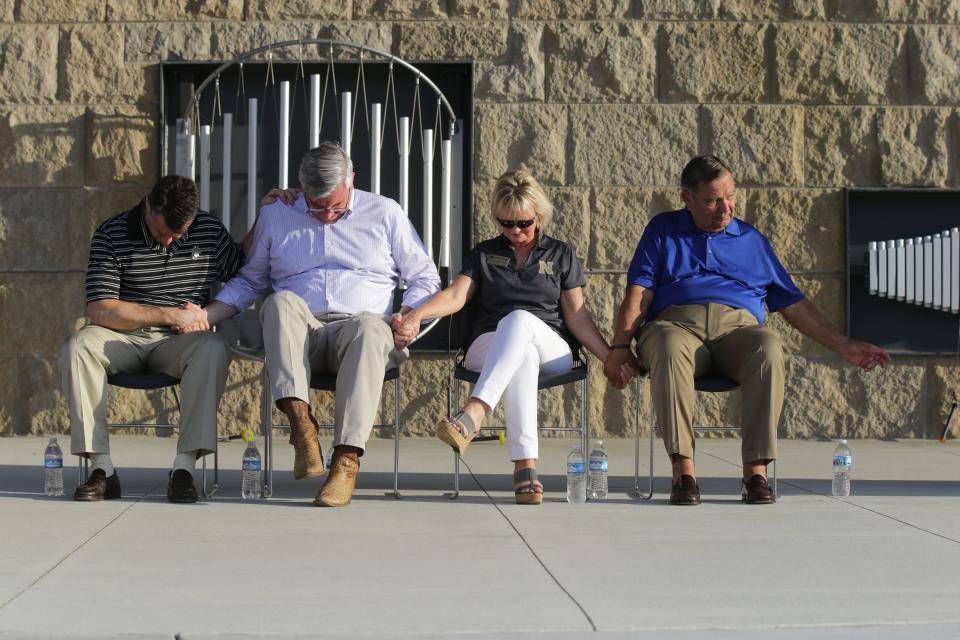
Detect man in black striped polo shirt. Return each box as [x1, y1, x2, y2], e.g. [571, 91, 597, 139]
[59, 175, 245, 503]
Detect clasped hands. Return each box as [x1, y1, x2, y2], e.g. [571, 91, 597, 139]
[604, 347, 642, 390]
[390, 310, 421, 350]
[171, 302, 210, 334]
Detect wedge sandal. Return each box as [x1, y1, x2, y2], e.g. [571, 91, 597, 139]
[435, 411, 478, 457]
[513, 467, 544, 505]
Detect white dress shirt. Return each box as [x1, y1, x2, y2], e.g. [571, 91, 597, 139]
[215, 189, 441, 316]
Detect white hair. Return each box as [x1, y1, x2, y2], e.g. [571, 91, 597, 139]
[298, 142, 354, 198]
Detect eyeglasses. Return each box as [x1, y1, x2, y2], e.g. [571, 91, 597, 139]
[497, 218, 536, 229]
[307, 205, 349, 216]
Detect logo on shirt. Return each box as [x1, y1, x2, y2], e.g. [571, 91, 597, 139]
[192, 249, 202, 260]
[538, 260, 554, 275]
[486, 255, 510, 268]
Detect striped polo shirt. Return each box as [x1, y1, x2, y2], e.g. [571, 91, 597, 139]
[85, 200, 244, 307]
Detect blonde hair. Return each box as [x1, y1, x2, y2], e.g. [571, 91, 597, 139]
[490, 167, 553, 231]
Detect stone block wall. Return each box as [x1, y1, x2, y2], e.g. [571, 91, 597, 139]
[1, 1, 959, 443]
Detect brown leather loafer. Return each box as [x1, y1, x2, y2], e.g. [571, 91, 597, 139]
[741, 474, 776, 504]
[74, 468, 121, 501]
[669, 474, 701, 505]
[290, 418, 325, 480]
[314, 448, 359, 507]
[167, 469, 198, 504]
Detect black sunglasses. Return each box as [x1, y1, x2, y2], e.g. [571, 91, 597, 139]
[497, 218, 536, 229]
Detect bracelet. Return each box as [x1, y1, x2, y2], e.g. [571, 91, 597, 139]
[609, 342, 632, 350]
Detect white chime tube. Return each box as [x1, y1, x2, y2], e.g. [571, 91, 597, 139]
[914, 236, 923, 306]
[199, 125, 211, 212]
[310, 74, 321, 149]
[942, 232, 952, 313]
[924, 235, 933, 307]
[877, 241, 887, 296]
[341, 91, 352, 157]
[279, 81, 290, 189]
[247, 97, 258, 232]
[905, 238, 914, 303]
[934, 233, 943, 310]
[952, 229, 959, 313]
[895, 239, 905, 301]
[370, 103, 381, 195]
[175, 118, 195, 181]
[440, 136, 452, 269]
[422, 128, 434, 262]
[868, 241, 878, 294]
[886, 240, 896, 300]
[399, 117, 409, 214]
[222, 113, 232, 234]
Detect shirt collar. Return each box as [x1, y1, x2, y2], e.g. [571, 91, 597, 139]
[493, 230, 548, 252]
[678, 208, 742, 237]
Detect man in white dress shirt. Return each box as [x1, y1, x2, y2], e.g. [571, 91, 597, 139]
[202, 142, 441, 506]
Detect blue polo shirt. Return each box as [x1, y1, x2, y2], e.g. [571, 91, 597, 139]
[627, 209, 804, 324]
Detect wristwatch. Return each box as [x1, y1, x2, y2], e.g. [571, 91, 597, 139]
[609, 342, 632, 350]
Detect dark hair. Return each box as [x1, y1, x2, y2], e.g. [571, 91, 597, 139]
[149, 175, 199, 229]
[680, 155, 732, 192]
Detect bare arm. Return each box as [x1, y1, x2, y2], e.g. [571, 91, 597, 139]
[777, 298, 890, 370]
[87, 299, 205, 332]
[560, 287, 609, 362]
[603, 284, 654, 389]
[391, 275, 477, 348]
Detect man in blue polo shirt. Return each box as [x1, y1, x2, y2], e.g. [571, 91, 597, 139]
[604, 155, 889, 505]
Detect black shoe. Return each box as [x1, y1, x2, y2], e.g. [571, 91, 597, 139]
[167, 469, 198, 504]
[669, 474, 701, 505]
[741, 474, 776, 504]
[74, 468, 121, 501]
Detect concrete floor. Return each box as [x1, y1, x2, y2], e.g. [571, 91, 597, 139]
[0, 434, 958, 639]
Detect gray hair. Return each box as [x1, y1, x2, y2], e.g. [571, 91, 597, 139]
[298, 142, 354, 198]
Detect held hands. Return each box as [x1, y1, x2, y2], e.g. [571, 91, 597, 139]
[260, 187, 300, 207]
[604, 348, 641, 390]
[390, 310, 422, 350]
[172, 302, 210, 334]
[839, 338, 891, 371]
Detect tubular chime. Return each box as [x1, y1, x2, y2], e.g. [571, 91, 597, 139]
[867, 228, 960, 313]
[175, 39, 461, 276]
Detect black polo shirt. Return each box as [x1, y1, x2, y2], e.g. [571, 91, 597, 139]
[85, 200, 244, 307]
[460, 232, 586, 349]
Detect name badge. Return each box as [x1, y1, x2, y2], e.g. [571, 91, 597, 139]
[538, 260, 554, 275]
[486, 255, 510, 268]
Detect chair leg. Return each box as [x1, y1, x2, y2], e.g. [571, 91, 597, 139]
[260, 368, 274, 499]
[445, 375, 461, 499]
[387, 376, 402, 499]
[580, 371, 589, 463]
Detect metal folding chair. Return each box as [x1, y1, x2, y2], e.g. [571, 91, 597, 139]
[77, 372, 218, 497]
[634, 372, 777, 500]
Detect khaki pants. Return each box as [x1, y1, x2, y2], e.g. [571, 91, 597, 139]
[636, 303, 784, 463]
[259, 291, 407, 453]
[59, 325, 231, 458]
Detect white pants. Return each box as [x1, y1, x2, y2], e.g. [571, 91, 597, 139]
[465, 310, 573, 461]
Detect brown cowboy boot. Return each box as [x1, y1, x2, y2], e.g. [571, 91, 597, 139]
[314, 446, 359, 507]
[289, 413, 324, 480]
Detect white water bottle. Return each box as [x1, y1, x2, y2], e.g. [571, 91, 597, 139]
[566, 443, 586, 504]
[43, 437, 64, 496]
[832, 439, 851, 497]
[588, 439, 608, 500]
[241, 434, 262, 500]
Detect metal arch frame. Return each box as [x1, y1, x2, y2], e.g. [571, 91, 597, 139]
[181, 38, 458, 141]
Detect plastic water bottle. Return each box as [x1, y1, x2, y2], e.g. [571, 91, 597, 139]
[832, 439, 852, 497]
[566, 443, 586, 504]
[241, 438, 262, 500]
[43, 437, 63, 497]
[588, 439, 609, 500]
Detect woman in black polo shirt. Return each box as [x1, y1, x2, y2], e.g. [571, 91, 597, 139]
[395, 168, 620, 504]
